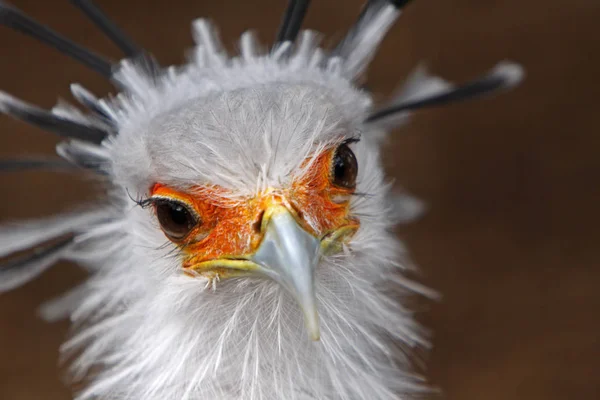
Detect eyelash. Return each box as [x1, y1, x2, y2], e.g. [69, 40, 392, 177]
[126, 188, 153, 209]
[130, 195, 179, 213]
[139, 199, 154, 209]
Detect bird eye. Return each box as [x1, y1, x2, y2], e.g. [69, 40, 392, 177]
[331, 142, 358, 189]
[155, 200, 198, 241]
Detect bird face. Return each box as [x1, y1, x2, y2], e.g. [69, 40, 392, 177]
[119, 84, 368, 340]
[145, 140, 360, 339]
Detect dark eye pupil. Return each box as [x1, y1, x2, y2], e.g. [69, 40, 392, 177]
[169, 204, 189, 225]
[332, 143, 358, 189]
[156, 201, 196, 240]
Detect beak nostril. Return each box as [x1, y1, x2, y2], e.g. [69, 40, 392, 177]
[253, 210, 265, 233]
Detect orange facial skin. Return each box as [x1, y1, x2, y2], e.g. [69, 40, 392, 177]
[150, 145, 359, 278]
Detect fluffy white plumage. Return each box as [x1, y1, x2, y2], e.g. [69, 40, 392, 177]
[0, 1, 523, 399]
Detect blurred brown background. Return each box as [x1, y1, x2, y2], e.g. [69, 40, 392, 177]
[1, 0, 599, 399]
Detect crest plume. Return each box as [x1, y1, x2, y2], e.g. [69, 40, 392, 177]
[0, 1, 113, 77]
[0, 1, 523, 399]
[71, 0, 143, 58]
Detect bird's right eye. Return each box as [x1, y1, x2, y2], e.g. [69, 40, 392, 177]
[155, 200, 198, 241]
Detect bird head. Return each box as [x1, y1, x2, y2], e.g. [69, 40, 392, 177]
[0, 1, 523, 398]
[112, 81, 375, 341]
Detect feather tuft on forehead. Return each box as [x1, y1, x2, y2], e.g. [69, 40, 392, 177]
[0, 1, 523, 399]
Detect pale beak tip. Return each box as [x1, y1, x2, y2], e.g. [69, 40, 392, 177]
[304, 308, 321, 341]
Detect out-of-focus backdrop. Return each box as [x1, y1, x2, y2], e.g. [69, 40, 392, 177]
[0, 0, 598, 399]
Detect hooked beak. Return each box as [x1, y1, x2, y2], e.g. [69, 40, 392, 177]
[251, 206, 321, 341]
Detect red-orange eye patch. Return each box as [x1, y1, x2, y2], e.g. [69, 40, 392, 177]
[149, 142, 360, 272]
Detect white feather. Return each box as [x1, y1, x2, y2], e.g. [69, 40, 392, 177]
[0, 210, 109, 258]
[0, 239, 72, 292]
[389, 190, 427, 224]
[336, 3, 401, 78]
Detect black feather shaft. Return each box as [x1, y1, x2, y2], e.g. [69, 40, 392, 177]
[332, 0, 413, 55]
[275, 1, 294, 43]
[71, 84, 115, 124]
[71, 0, 141, 57]
[275, 0, 311, 44]
[365, 68, 520, 123]
[0, 2, 113, 77]
[0, 235, 73, 273]
[0, 93, 109, 144]
[56, 143, 109, 174]
[0, 158, 77, 172]
[389, 0, 415, 8]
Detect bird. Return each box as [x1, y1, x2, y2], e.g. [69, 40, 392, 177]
[0, 0, 523, 399]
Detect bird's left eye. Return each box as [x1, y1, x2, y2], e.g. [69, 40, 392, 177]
[155, 200, 198, 241]
[331, 142, 358, 189]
